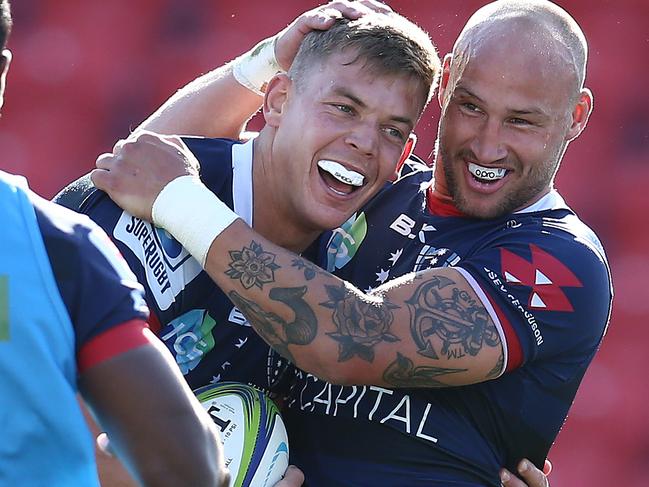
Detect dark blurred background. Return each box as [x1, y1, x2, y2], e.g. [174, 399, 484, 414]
[5, 1, 648, 485]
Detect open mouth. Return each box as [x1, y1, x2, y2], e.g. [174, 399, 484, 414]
[467, 162, 508, 184]
[317, 160, 365, 196]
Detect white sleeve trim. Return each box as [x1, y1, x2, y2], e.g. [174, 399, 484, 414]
[232, 138, 255, 226]
[455, 267, 508, 377]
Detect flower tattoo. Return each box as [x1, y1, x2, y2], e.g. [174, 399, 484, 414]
[225, 241, 280, 289]
[321, 284, 400, 362]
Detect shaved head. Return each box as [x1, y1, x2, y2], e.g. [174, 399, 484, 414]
[435, 0, 593, 219]
[453, 0, 587, 96]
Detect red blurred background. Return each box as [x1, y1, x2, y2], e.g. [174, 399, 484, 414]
[5, 1, 648, 485]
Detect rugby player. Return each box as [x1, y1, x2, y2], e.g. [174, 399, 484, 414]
[58, 0, 437, 400]
[56, 3, 438, 485]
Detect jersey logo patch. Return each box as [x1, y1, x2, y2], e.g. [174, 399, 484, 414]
[325, 212, 367, 272]
[159, 309, 217, 374]
[228, 307, 251, 327]
[500, 244, 582, 312]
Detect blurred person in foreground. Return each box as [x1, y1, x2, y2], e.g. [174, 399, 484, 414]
[92, 0, 611, 486]
[0, 1, 228, 486]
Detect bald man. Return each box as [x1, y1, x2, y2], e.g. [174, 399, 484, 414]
[92, 1, 611, 486]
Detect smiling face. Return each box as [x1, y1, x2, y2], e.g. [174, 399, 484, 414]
[436, 19, 592, 219]
[260, 49, 426, 239]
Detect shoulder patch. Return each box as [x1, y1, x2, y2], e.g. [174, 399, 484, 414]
[113, 212, 202, 310]
[500, 244, 582, 312]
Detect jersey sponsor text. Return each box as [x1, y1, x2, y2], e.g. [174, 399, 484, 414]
[114, 213, 202, 310]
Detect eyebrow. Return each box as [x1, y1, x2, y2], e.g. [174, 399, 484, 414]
[510, 107, 549, 119]
[454, 86, 485, 104]
[454, 86, 550, 118]
[332, 86, 416, 128]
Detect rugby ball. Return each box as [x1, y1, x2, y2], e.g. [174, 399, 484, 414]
[194, 382, 289, 487]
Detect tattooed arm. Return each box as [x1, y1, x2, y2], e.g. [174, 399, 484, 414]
[202, 226, 503, 388]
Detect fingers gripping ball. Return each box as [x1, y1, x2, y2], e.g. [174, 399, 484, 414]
[195, 382, 289, 487]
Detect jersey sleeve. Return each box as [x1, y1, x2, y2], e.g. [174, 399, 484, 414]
[456, 218, 612, 375]
[61, 137, 237, 327]
[33, 195, 149, 353]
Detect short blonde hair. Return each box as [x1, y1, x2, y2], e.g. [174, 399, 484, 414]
[289, 14, 441, 110]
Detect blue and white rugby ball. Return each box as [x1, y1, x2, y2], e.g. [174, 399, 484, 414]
[195, 382, 289, 487]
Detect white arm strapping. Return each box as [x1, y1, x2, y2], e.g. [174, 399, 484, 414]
[232, 36, 283, 96]
[152, 175, 239, 267]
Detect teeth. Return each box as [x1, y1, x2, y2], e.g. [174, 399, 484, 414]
[317, 160, 364, 187]
[468, 163, 507, 181]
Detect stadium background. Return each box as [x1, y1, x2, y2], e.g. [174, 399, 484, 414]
[5, 1, 647, 485]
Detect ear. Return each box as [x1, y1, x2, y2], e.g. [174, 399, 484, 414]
[0, 49, 12, 110]
[391, 133, 417, 180]
[263, 73, 291, 128]
[437, 54, 453, 109]
[566, 88, 593, 141]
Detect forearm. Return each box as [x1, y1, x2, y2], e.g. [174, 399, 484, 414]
[79, 398, 138, 487]
[204, 220, 366, 383]
[136, 63, 263, 139]
[203, 220, 503, 387]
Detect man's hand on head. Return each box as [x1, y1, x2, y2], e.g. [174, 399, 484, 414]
[274, 0, 393, 71]
[91, 131, 200, 222]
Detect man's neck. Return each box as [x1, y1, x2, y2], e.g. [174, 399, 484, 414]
[428, 160, 464, 216]
[250, 135, 319, 254]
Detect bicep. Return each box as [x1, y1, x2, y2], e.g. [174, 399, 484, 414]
[78, 331, 197, 453]
[346, 267, 505, 387]
[78, 330, 215, 484]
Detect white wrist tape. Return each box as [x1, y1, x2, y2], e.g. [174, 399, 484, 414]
[232, 36, 282, 96]
[152, 175, 239, 267]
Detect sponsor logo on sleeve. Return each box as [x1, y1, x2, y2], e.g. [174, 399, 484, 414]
[113, 213, 202, 310]
[483, 245, 583, 347]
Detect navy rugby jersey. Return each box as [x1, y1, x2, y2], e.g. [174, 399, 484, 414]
[72, 138, 274, 391]
[286, 164, 613, 486]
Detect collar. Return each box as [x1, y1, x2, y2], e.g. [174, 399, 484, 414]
[426, 188, 466, 217]
[514, 190, 568, 213]
[231, 137, 255, 226]
[426, 186, 568, 217]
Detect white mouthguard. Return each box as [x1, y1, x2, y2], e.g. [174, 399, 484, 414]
[468, 162, 507, 181]
[317, 160, 364, 187]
